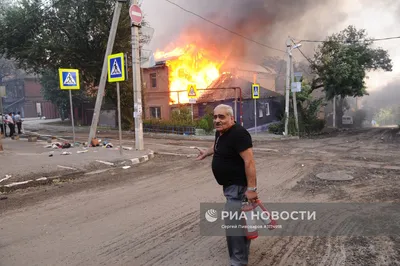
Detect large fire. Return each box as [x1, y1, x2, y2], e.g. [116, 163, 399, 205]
[154, 44, 223, 104]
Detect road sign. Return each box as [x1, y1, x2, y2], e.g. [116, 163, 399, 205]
[129, 4, 143, 24]
[252, 83, 260, 99]
[107, 53, 126, 82]
[294, 72, 303, 82]
[291, 82, 302, 92]
[189, 98, 196, 104]
[187, 84, 198, 99]
[59, 69, 80, 90]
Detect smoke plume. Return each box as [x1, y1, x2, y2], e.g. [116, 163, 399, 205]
[156, 0, 349, 63]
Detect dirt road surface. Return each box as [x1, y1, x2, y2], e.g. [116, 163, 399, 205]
[1, 128, 400, 265]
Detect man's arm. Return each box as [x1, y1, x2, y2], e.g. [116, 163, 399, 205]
[240, 148, 258, 202]
[196, 144, 214, 160]
[240, 148, 257, 188]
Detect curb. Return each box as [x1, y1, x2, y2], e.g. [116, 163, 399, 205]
[0, 150, 155, 193]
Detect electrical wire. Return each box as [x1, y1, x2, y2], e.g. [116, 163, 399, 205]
[297, 36, 400, 43]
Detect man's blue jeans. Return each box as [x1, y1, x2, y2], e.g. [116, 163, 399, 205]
[223, 184, 251, 266]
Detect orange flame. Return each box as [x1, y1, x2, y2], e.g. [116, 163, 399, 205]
[155, 44, 223, 105]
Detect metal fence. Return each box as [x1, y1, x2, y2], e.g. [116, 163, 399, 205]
[143, 124, 196, 135]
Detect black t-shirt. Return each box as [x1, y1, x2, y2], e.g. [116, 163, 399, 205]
[211, 123, 253, 187]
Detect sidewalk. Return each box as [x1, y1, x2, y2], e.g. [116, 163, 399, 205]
[21, 120, 299, 143]
[0, 138, 154, 192]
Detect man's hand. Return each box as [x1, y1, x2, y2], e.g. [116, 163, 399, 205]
[195, 147, 207, 161]
[245, 190, 258, 203]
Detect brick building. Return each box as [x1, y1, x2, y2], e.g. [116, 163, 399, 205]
[1, 74, 59, 119]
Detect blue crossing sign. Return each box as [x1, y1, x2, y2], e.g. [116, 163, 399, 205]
[108, 53, 126, 82]
[252, 83, 260, 99]
[59, 68, 80, 90]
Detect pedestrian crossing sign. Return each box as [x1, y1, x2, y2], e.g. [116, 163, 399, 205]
[252, 83, 260, 99]
[59, 68, 80, 90]
[108, 53, 126, 82]
[187, 84, 197, 99]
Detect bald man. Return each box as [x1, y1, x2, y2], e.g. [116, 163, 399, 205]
[197, 104, 258, 266]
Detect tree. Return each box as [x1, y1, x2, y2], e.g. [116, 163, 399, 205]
[310, 25, 393, 97]
[0, 0, 150, 127]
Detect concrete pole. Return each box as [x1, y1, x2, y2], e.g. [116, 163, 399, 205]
[131, 0, 144, 151]
[290, 55, 299, 134]
[284, 38, 291, 136]
[87, 1, 123, 146]
[333, 96, 336, 128]
[234, 88, 237, 122]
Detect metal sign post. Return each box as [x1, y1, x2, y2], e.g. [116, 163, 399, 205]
[107, 53, 126, 155]
[252, 83, 260, 135]
[59, 68, 80, 145]
[187, 84, 197, 122]
[0, 87, 6, 139]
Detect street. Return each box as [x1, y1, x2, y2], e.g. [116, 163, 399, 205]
[1, 127, 400, 265]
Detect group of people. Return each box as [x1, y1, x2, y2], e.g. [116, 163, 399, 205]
[1, 112, 23, 137]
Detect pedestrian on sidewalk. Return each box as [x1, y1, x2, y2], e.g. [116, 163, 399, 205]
[14, 112, 23, 134]
[196, 104, 258, 266]
[6, 112, 15, 137]
[0, 113, 6, 137]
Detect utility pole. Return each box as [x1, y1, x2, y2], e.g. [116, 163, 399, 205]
[333, 96, 336, 128]
[284, 38, 291, 136]
[87, 1, 124, 146]
[131, 0, 144, 150]
[290, 54, 299, 134]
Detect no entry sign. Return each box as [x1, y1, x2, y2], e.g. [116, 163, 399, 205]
[129, 4, 143, 24]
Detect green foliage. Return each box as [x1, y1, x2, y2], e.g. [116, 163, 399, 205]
[373, 107, 397, 126]
[198, 106, 214, 133]
[0, 0, 150, 129]
[268, 122, 284, 135]
[311, 25, 393, 100]
[171, 107, 192, 124]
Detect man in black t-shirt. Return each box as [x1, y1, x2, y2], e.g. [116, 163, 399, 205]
[196, 104, 258, 266]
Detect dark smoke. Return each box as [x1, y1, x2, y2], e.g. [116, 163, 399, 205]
[363, 79, 400, 110]
[160, 0, 349, 63]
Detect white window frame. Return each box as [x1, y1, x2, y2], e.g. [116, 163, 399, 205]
[150, 106, 161, 119]
[266, 103, 270, 116]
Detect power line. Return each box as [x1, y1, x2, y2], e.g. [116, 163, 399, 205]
[164, 0, 286, 53]
[298, 36, 400, 43]
[290, 38, 314, 65]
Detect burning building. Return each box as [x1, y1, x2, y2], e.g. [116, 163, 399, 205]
[141, 43, 283, 131]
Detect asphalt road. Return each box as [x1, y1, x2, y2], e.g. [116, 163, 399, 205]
[1, 128, 400, 266]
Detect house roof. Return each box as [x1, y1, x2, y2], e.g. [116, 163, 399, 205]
[197, 73, 282, 103]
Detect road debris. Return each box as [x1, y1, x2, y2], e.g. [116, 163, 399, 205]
[123, 146, 133, 151]
[57, 165, 76, 170]
[61, 152, 72, 155]
[0, 175, 12, 183]
[95, 160, 114, 166]
[122, 166, 131, 170]
[77, 150, 88, 154]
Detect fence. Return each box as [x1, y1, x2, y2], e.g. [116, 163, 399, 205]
[143, 123, 196, 135]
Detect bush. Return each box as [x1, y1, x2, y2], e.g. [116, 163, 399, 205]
[268, 122, 284, 135]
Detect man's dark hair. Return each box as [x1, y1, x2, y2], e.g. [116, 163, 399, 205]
[17, 112, 20, 115]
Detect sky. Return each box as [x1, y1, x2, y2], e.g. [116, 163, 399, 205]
[140, 0, 400, 92]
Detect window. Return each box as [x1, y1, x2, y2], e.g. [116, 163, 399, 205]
[150, 73, 157, 88]
[266, 103, 270, 116]
[150, 107, 161, 119]
[259, 108, 263, 118]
